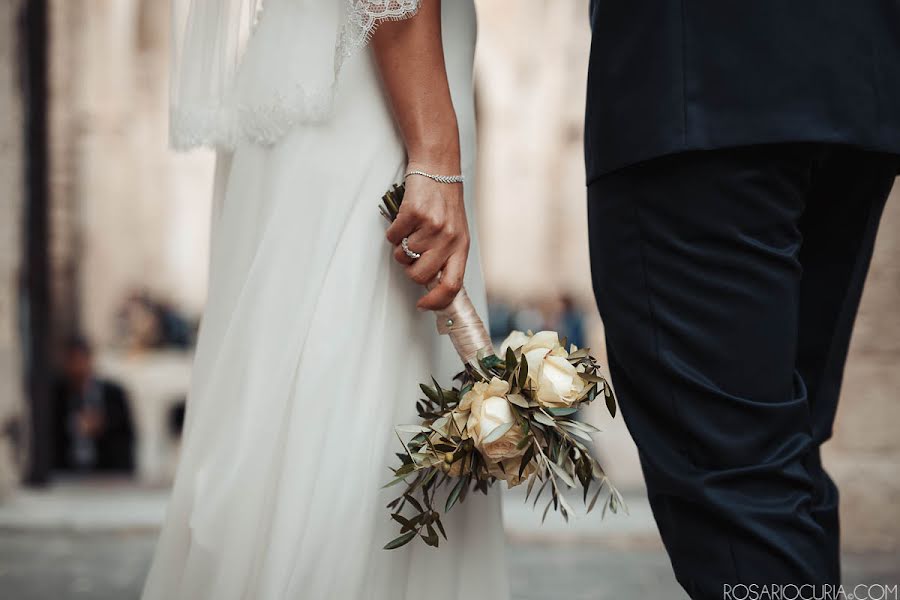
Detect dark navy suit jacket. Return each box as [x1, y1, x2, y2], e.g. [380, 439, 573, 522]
[585, 1, 900, 183]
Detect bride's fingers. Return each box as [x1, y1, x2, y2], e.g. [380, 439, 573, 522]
[405, 247, 448, 288]
[417, 252, 465, 311]
[393, 243, 416, 265]
[385, 211, 417, 245]
[393, 245, 410, 265]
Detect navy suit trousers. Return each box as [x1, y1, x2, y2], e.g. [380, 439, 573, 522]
[587, 145, 897, 598]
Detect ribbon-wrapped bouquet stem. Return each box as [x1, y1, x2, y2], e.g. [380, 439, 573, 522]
[380, 184, 624, 550]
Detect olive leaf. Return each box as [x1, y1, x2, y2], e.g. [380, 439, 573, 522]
[507, 393, 529, 409]
[482, 421, 514, 444]
[546, 407, 578, 417]
[587, 479, 607, 513]
[548, 460, 576, 488]
[423, 524, 440, 547]
[518, 445, 535, 478]
[396, 424, 431, 434]
[383, 530, 417, 550]
[517, 357, 529, 389]
[445, 477, 467, 513]
[533, 411, 555, 427]
[419, 383, 440, 404]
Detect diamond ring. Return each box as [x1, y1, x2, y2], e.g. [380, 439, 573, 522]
[401, 237, 421, 260]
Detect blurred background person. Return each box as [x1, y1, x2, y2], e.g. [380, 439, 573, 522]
[115, 290, 196, 353]
[549, 294, 586, 350]
[52, 336, 135, 475]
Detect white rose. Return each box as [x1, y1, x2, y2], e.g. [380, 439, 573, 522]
[460, 377, 527, 464]
[522, 331, 586, 408]
[499, 330, 531, 356]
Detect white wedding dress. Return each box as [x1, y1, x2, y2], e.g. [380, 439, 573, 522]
[141, 1, 510, 599]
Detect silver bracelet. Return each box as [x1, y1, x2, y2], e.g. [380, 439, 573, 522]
[404, 170, 465, 184]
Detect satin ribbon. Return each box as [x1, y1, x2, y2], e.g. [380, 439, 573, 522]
[433, 285, 493, 365]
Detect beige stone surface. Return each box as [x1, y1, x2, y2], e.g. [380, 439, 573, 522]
[475, 0, 595, 307]
[49, 0, 214, 345]
[0, 0, 25, 497]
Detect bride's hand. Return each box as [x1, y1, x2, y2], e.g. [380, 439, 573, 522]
[372, 0, 468, 312]
[386, 170, 469, 311]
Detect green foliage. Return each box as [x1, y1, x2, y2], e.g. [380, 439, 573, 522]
[383, 337, 623, 549]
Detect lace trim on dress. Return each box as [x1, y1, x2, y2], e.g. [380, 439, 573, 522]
[170, 0, 421, 151]
[339, 0, 421, 62]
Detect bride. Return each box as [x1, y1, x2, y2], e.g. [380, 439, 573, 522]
[141, 1, 510, 598]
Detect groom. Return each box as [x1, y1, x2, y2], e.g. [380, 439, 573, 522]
[583, 2, 900, 598]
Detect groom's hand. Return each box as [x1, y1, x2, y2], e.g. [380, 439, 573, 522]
[386, 171, 470, 311]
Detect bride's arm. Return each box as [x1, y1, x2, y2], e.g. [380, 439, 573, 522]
[372, 1, 469, 311]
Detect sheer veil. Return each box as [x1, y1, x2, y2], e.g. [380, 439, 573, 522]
[170, 0, 421, 150]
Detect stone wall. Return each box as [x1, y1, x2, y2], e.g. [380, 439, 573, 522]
[475, 0, 594, 306]
[48, 0, 214, 346]
[0, 0, 25, 497]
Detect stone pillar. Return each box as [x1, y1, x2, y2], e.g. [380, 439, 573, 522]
[475, 0, 594, 305]
[0, 0, 26, 497]
[46, 0, 84, 342]
[48, 0, 214, 347]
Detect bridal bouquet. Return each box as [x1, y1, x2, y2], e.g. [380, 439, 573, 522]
[380, 185, 623, 550]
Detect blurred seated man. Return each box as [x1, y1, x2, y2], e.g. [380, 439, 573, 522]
[53, 336, 135, 474]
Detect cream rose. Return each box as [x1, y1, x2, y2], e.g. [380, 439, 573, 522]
[522, 331, 587, 408]
[498, 330, 531, 356]
[460, 377, 527, 465]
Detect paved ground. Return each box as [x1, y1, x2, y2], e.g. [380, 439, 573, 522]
[0, 482, 898, 599]
[3, 530, 899, 600]
[0, 529, 683, 600]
